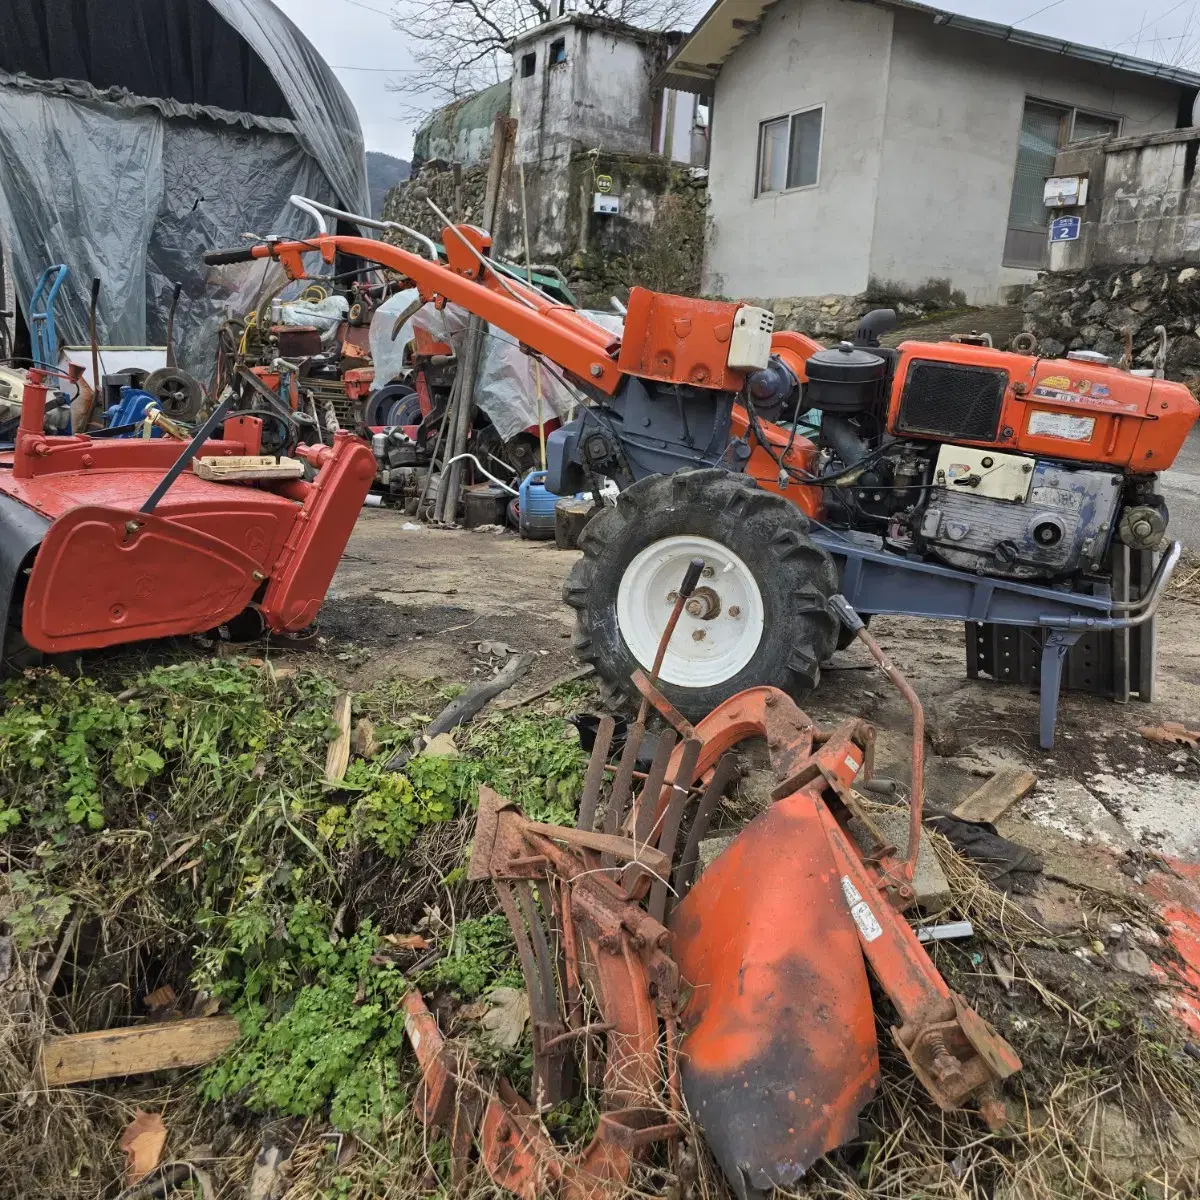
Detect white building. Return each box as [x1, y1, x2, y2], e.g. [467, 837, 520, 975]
[660, 0, 1200, 305]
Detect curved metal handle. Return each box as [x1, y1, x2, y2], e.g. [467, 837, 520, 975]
[288, 195, 439, 261]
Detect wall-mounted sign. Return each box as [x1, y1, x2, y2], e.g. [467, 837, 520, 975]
[595, 174, 614, 194]
[1044, 175, 1088, 207]
[1050, 215, 1082, 242]
[594, 194, 620, 215]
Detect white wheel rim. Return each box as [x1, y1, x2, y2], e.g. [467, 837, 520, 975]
[616, 535, 766, 688]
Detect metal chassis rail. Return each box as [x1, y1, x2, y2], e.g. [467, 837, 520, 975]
[813, 531, 1180, 749]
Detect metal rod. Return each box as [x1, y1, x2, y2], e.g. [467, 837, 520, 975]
[139, 392, 236, 515]
[289, 195, 439, 261]
[857, 627, 924, 887]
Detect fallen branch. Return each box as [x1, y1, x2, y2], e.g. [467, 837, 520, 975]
[387, 653, 534, 769]
[495, 664, 595, 712]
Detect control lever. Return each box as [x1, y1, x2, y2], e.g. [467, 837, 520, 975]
[829, 593, 925, 889]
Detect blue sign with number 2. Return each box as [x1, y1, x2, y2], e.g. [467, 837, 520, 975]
[1051, 216, 1081, 242]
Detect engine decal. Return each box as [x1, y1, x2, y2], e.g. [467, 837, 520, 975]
[1030, 384, 1141, 414]
[1028, 410, 1096, 442]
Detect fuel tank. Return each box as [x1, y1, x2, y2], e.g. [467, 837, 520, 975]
[885, 342, 1199, 472]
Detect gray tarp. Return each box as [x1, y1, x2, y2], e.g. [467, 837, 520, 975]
[0, 0, 368, 382]
[371, 296, 623, 443]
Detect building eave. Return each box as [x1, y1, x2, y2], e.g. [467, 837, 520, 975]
[656, 0, 1200, 95]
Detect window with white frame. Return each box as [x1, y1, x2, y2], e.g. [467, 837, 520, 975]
[756, 106, 823, 195]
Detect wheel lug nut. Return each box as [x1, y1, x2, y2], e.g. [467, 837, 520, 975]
[692, 629, 706, 641]
[666, 591, 678, 604]
[728, 605, 741, 618]
[702, 566, 715, 578]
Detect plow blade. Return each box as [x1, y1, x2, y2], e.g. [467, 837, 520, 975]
[670, 786, 879, 1197]
[22, 505, 263, 651]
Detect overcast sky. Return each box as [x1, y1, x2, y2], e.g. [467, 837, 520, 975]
[271, 0, 1200, 159]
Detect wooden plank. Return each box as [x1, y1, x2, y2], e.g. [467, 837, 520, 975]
[325, 693, 353, 783]
[41, 1016, 240, 1085]
[194, 455, 304, 482]
[952, 767, 1037, 824]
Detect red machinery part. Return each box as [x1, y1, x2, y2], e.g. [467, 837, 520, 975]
[2, 370, 375, 655]
[885, 340, 1199, 470]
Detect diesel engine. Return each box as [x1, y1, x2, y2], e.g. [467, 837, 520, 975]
[752, 323, 1195, 581]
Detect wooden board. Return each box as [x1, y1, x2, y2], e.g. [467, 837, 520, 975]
[324, 693, 353, 783]
[952, 767, 1037, 824]
[41, 1016, 240, 1085]
[194, 455, 304, 482]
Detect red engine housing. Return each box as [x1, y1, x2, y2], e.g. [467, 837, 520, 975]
[884, 342, 1199, 473]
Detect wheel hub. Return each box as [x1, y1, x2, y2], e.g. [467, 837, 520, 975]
[617, 535, 766, 688]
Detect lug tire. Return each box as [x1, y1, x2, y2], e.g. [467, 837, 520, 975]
[564, 469, 839, 720]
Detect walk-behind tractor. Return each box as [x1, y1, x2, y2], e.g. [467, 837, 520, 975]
[0, 368, 375, 667]
[212, 197, 1199, 744]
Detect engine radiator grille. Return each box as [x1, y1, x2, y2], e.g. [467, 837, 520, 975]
[897, 361, 1008, 441]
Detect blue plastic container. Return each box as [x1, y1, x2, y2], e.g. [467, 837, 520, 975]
[518, 470, 558, 540]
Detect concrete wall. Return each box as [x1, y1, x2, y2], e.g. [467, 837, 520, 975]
[870, 11, 1181, 305]
[507, 19, 668, 259]
[1096, 131, 1200, 266]
[705, 0, 894, 299]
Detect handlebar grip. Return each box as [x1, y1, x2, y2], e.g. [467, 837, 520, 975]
[828, 593, 865, 633]
[679, 558, 706, 599]
[204, 247, 259, 266]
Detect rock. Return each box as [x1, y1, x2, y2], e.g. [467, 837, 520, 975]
[1180, 267, 1198, 284]
[1038, 338, 1065, 358]
[1079, 323, 1100, 342]
[1111, 946, 1156, 977]
[1085, 299, 1109, 320]
[848, 810, 953, 909]
[1130, 269, 1145, 288]
[697, 833, 737, 874]
[421, 732, 459, 757]
[1089, 1102, 1163, 1187]
[1105, 305, 1137, 331]
[1131, 296, 1152, 312]
[1167, 334, 1200, 373]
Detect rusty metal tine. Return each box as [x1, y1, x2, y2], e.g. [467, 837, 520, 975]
[670, 755, 739, 905]
[622, 735, 698, 897]
[577, 715, 615, 832]
[633, 729, 677, 847]
[514, 882, 558, 1022]
[495, 883, 551, 1024]
[602, 724, 643, 868]
[645, 740, 704, 922]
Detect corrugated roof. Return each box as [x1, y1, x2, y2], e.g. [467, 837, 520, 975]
[659, 0, 1200, 94]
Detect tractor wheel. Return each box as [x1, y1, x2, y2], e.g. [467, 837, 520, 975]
[564, 469, 839, 719]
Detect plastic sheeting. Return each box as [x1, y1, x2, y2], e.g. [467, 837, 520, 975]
[0, 79, 341, 377]
[372, 300, 624, 444]
[0, 0, 368, 380]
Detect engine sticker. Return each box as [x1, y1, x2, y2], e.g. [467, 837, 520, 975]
[1030, 384, 1141, 414]
[841, 876, 883, 943]
[1028, 410, 1096, 442]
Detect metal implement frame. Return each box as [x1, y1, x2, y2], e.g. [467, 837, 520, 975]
[815, 529, 1180, 748]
